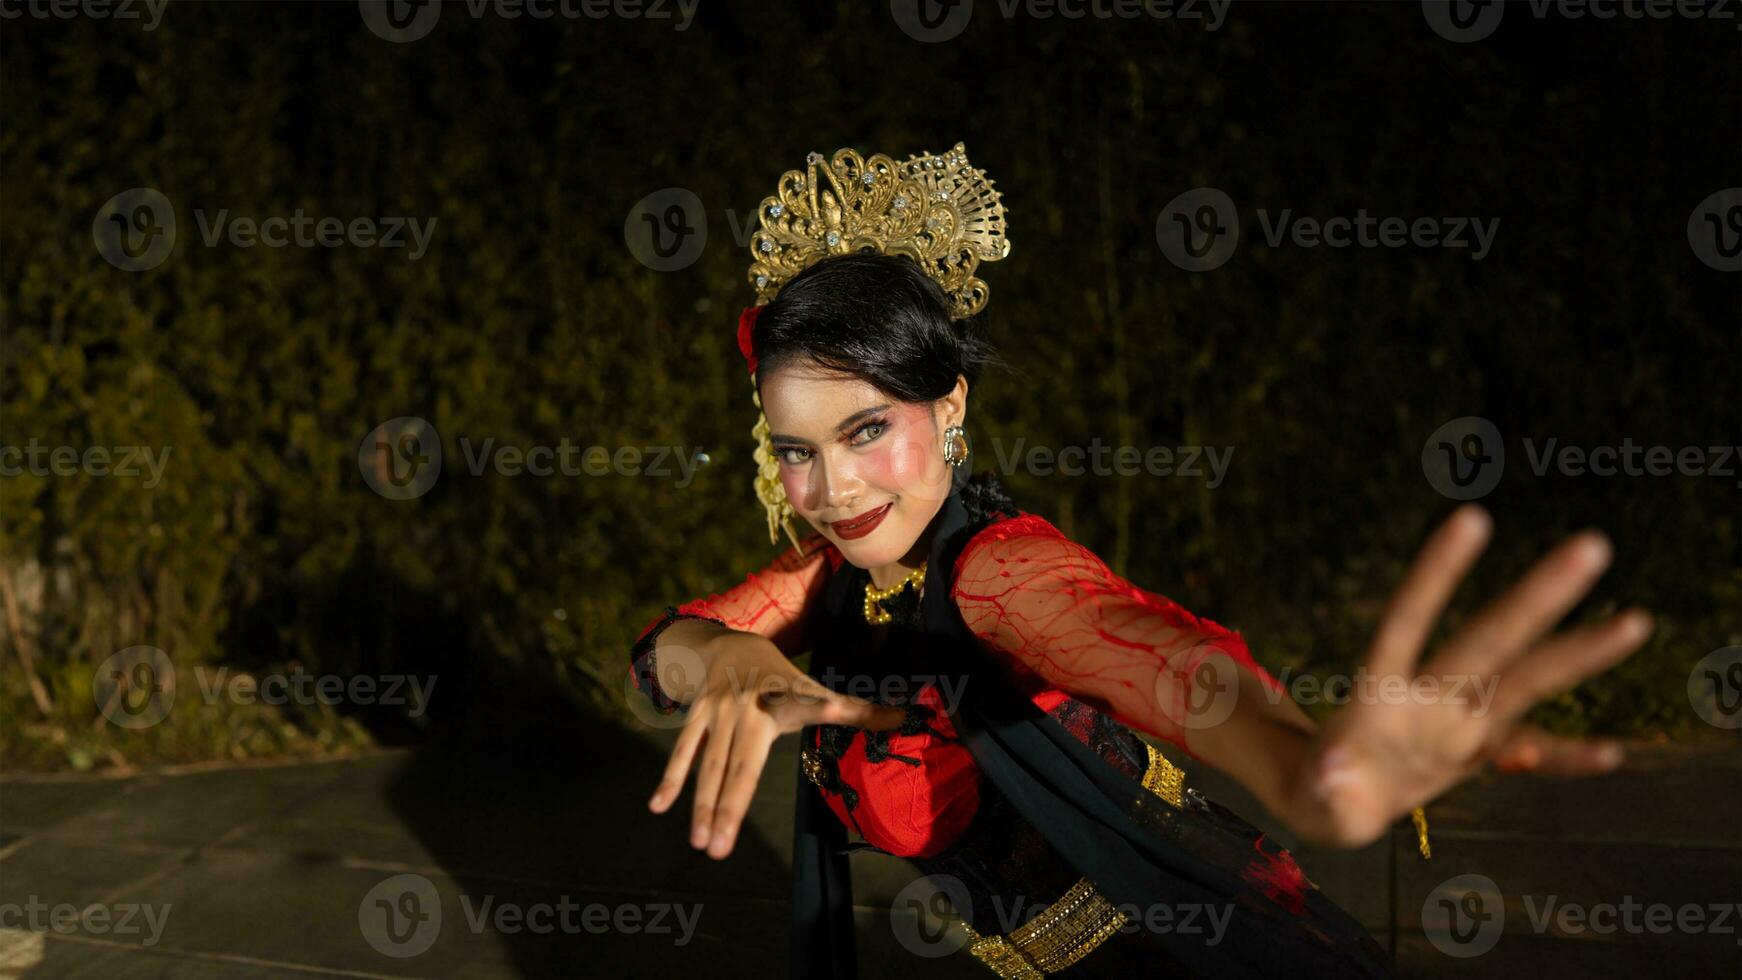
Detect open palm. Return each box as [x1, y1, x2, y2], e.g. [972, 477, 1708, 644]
[1294, 506, 1652, 848]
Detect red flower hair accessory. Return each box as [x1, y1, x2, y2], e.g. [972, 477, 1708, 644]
[737, 304, 764, 378]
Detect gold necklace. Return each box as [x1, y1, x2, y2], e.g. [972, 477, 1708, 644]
[863, 561, 926, 624]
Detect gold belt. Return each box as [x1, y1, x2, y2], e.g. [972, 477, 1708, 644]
[957, 742, 1185, 978]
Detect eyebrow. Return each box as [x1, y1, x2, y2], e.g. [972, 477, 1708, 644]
[768, 404, 891, 446]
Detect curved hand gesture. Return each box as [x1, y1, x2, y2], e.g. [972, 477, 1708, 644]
[1297, 506, 1652, 848]
[647, 635, 905, 860]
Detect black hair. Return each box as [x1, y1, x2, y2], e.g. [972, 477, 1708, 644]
[751, 250, 1003, 405]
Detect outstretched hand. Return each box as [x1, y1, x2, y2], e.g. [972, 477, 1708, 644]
[1289, 505, 1652, 848]
[646, 633, 906, 860]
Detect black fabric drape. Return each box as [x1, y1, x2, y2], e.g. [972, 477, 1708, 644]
[789, 472, 1390, 978]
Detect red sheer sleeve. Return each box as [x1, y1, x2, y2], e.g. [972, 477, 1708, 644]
[949, 514, 1286, 758]
[628, 533, 842, 713]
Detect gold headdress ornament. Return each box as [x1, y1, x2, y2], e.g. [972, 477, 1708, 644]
[740, 141, 1012, 553]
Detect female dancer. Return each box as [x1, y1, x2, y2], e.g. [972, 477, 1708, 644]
[628, 144, 1649, 977]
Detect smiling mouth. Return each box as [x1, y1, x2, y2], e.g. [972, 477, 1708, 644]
[831, 502, 891, 531]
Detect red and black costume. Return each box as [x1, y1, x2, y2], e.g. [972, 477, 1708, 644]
[630, 470, 1389, 978]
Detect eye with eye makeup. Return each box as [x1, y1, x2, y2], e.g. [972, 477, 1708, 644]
[774, 416, 890, 466]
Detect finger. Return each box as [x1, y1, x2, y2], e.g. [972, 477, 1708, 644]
[1488, 608, 1652, 725]
[1488, 724, 1627, 777]
[707, 717, 776, 859]
[775, 690, 908, 733]
[649, 705, 710, 813]
[691, 712, 736, 849]
[1368, 505, 1492, 677]
[814, 695, 908, 732]
[1431, 530, 1613, 678]
[760, 675, 836, 733]
[757, 672, 908, 733]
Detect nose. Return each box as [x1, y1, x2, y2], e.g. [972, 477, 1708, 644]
[810, 451, 861, 513]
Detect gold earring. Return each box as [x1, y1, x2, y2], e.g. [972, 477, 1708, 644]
[942, 424, 969, 467]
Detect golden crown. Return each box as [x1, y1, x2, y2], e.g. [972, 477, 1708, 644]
[744, 142, 1012, 552]
[748, 141, 1011, 318]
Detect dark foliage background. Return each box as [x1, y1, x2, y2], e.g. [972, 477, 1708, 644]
[1, 1, 1737, 770]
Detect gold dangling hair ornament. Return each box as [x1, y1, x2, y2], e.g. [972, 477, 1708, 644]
[736, 142, 1011, 552]
[863, 561, 926, 625]
[1412, 805, 1432, 859]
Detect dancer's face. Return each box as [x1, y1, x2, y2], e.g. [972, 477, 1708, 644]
[760, 363, 968, 568]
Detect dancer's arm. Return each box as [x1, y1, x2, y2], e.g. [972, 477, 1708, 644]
[952, 508, 1651, 848]
[949, 513, 1317, 820]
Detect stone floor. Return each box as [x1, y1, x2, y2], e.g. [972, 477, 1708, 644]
[1, 720, 1736, 978]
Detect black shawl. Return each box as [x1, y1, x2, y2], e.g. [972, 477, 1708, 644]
[789, 472, 1390, 978]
